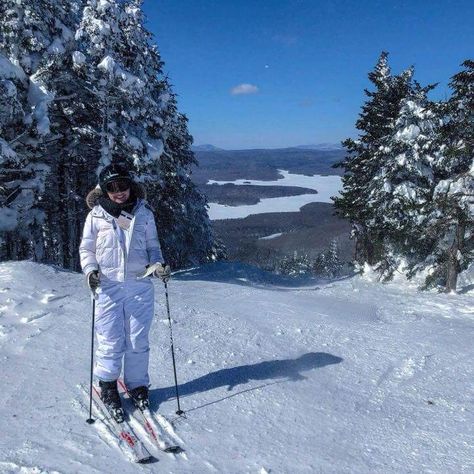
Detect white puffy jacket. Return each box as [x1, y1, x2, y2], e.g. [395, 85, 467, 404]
[79, 193, 164, 283]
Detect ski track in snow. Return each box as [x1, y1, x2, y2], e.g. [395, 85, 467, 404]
[0, 261, 473, 473]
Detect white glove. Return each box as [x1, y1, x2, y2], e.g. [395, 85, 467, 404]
[153, 263, 171, 283]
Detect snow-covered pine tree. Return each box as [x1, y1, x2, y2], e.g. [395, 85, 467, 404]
[31, 0, 96, 269]
[310, 241, 342, 278]
[74, 0, 223, 268]
[333, 52, 414, 266]
[0, 53, 30, 253]
[326, 239, 343, 277]
[312, 251, 327, 277]
[420, 60, 474, 291]
[0, 1, 59, 261]
[0, 0, 53, 75]
[277, 251, 312, 276]
[75, 0, 139, 169]
[364, 82, 439, 280]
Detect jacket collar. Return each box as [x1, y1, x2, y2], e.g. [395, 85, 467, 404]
[91, 199, 145, 220]
[86, 182, 146, 209]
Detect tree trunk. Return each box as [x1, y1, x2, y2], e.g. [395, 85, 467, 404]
[31, 218, 45, 262]
[446, 217, 466, 293]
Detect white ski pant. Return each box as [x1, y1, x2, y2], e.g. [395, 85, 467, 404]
[94, 279, 154, 390]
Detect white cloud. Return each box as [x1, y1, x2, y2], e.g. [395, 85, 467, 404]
[230, 83, 259, 96]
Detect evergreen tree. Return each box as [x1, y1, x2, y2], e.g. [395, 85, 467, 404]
[75, 0, 139, 168]
[32, 1, 96, 269]
[364, 83, 439, 279]
[326, 239, 343, 277]
[334, 52, 414, 265]
[419, 60, 474, 291]
[276, 251, 312, 276]
[0, 0, 55, 75]
[0, 53, 29, 241]
[74, 0, 222, 268]
[0, 1, 61, 260]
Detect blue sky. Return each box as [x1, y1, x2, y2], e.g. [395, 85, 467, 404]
[143, 0, 474, 150]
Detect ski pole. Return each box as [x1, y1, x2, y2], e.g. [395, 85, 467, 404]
[164, 281, 184, 416]
[86, 293, 96, 424]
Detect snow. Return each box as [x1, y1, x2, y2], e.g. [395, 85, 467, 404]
[0, 261, 472, 473]
[91, 18, 111, 37]
[259, 233, 283, 240]
[207, 170, 342, 220]
[97, 56, 144, 89]
[127, 135, 143, 151]
[98, 55, 116, 74]
[208, 169, 341, 193]
[115, 66, 144, 89]
[208, 193, 328, 220]
[404, 100, 427, 118]
[2, 80, 17, 98]
[28, 75, 52, 136]
[47, 38, 66, 55]
[72, 51, 86, 67]
[98, 0, 113, 11]
[458, 263, 474, 290]
[395, 124, 420, 143]
[383, 180, 392, 193]
[394, 182, 417, 201]
[0, 138, 18, 163]
[144, 139, 164, 163]
[0, 54, 27, 82]
[395, 153, 407, 166]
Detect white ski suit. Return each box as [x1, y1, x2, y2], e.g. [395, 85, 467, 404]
[79, 190, 164, 389]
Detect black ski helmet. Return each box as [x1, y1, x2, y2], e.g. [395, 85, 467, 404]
[99, 163, 132, 193]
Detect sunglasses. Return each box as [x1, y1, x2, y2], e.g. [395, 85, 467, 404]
[106, 179, 130, 193]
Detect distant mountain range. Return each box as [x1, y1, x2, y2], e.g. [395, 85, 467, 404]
[191, 146, 346, 184]
[191, 143, 343, 152]
[291, 143, 343, 151]
[191, 144, 224, 151]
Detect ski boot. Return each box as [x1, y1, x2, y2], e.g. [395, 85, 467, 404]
[99, 380, 125, 423]
[129, 386, 150, 411]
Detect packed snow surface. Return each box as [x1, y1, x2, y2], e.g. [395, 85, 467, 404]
[0, 261, 473, 473]
[207, 170, 342, 220]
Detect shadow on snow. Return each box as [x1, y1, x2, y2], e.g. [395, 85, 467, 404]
[151, 352, 343, 410]
[172, 261, 353, 289]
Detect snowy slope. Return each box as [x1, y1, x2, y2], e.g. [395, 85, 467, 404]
[0, 261, 473, 473]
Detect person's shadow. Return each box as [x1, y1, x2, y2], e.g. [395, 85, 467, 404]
[150, 352, 342, 411]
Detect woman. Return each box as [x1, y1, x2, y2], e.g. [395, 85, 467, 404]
[79, 163, 170, 421]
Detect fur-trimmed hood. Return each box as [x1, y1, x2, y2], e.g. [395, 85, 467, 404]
[86, 182, 147, 210]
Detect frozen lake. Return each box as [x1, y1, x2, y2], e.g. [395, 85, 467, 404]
[207, 170, 342, 220]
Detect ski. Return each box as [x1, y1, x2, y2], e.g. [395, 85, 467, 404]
[117, 379, 183, 454]
[86, 385, 153, 463]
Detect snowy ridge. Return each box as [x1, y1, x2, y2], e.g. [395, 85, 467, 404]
[0, 261, 473, 473]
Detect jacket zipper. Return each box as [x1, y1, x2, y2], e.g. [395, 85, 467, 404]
[112, 219, 128, 281]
